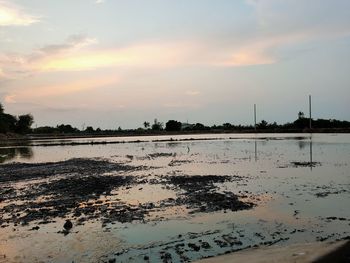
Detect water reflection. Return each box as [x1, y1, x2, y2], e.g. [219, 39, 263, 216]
[254, 140, 258, 162]
[0, 147, 33, 163]
[298, 140, 307, 150]
[310, 137, 313, 171]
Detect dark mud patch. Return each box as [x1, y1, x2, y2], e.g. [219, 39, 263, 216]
[168, 159, 193, 166]
[164, 175, 254, 213]
[1, 174, 137, 226]
[0, 158, 138, 183]
[149, 152, 175, 158]
[291, 161, 321, 167]
[277, 161, 321, 168]
[0, 158, 147, 226]
[0, 160, 253, 228]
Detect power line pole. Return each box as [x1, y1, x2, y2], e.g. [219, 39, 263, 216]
[254, 104, 257, 131]
[309, 95, 312, 130]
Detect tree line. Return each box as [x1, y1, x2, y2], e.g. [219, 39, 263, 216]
[1, 102, 350, 136]
[31, 114, 350, 135]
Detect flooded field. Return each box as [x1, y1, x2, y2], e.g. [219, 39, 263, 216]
[0, 133, 349, 263]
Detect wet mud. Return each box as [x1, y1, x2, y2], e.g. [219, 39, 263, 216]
[0, 158, 252, 230]
[0, 134, 349, 263]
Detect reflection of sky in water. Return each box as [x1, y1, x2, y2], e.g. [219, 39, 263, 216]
[0, 133, 349, 262]
[1, 134, 349, 165]
[0, 147, 33, 163]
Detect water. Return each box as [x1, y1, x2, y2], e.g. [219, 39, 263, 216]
[0, 133, 349, 262]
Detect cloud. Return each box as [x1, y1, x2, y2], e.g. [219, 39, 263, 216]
[95, 0, 105, 4]
[30, 41, 196, 72]
[2, 2, 350, 81]
[38, 35, 98, 55]
[0, 35, 98, 78]
[4, 94, 15, 103]
[6, 75, 120, 103]
[185, 90, 200, 96]
[0, 1, 40, 26]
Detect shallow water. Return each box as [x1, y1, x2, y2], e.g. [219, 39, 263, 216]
[0, 133, 349, 263]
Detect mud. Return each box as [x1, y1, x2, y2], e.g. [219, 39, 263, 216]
[164, 175, 253, 212]
[0, 158, 138, 182]
[0, 158, 252, 229]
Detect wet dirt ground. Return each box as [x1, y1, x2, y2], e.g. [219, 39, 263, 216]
[0, 134, 349, 262]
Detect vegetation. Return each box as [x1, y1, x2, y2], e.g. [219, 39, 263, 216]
[1, 103, 350, 137]
[151, 119, 163, 131]
[165, 120, 182, 131]
[0, 103, 33, 134]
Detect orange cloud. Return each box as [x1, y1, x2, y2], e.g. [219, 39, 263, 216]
[6, 75, 120, 102]
[32, 42, 194, 72]
[219, 49, 275, 67]
[0, 68, 5, 78]
[214, 32, 310, 67]
[4, 94, 16, 103]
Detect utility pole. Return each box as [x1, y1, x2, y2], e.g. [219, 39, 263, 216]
[309, 95, 312, 130]
[254, 104, 257, 131]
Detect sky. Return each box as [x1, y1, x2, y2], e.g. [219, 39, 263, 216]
[0, 0, 349, 129]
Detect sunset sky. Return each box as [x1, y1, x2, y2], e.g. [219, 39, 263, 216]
[0, 0, 349, 129]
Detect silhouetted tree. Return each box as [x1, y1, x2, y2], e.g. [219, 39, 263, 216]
[151, 119, 163, 131]
[15, 114, 34, 134]
[298, 111, 305, 119]
[57, 124, 78, 133]
[0, 113, 17, 133]
[165, 120, 182, 131]
[143, 121, 150, 129]
[256, 120, 268, 129]
[193, 123, 210, 130]
[33, 126, 57, 134]
[85, 126, 94, 133]
[222, 123, 233, 130]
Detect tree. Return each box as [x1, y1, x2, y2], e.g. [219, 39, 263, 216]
[57, 124, 77, 133]
[151, 119, 163, 131]
[0, 113, 17, 133]
[143, 121, 150, 129]
[33, 126, 57, 134]
[257, 120, 268, 129]
[85, 126, 94, 133]
[298, 111, 305, 119]
[193, 123, 209, 130]
[222, 123, 233, 130]
[15, 114, 34, 134]
[0, 103, 4, 114]
[165, 120, 182, 131]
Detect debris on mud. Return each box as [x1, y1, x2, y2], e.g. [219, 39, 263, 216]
[63, 219, 73, 230]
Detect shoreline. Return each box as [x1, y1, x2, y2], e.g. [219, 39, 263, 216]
[1, 128, 350, 142]
[195, 240, 350, 263]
